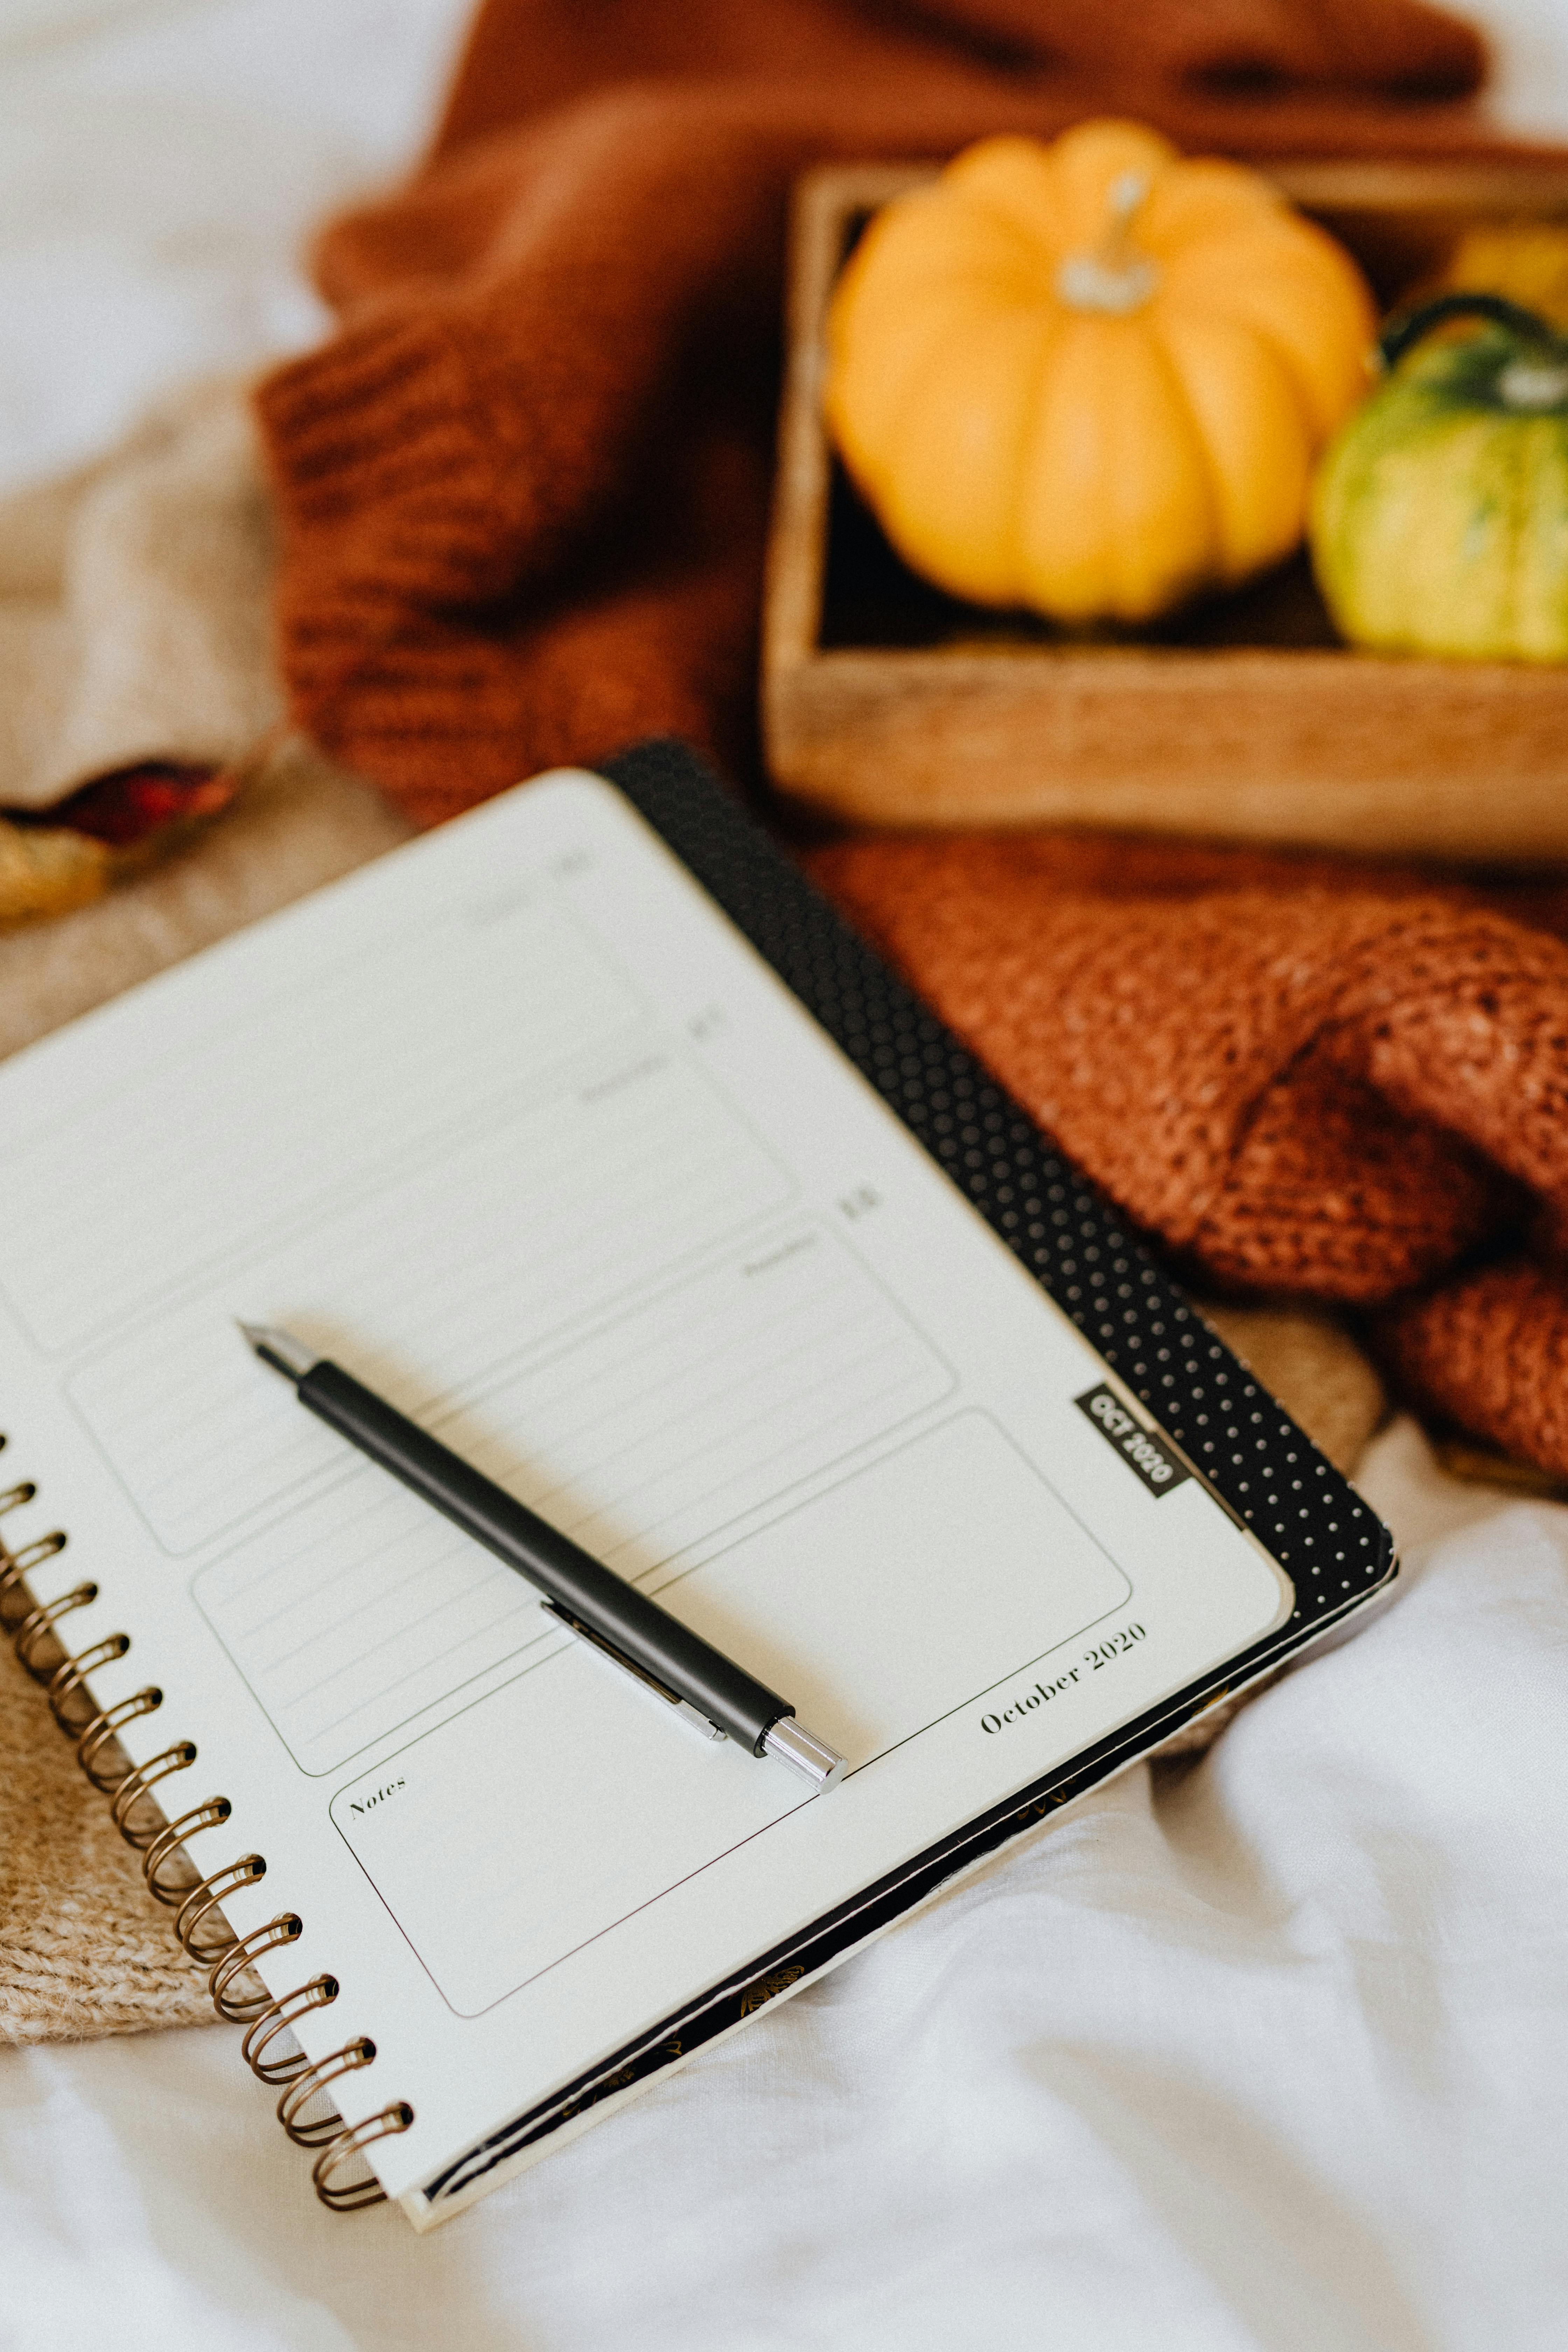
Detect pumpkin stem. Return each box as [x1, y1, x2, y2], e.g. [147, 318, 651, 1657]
[1106, 172, 1150, 250]
[1379, 292, 1560, 374]
[1055, 170, 1160, 316]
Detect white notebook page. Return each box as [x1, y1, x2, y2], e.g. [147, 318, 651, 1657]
[0, 770, 1290, 2222]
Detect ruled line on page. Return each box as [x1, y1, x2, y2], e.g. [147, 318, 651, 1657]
[0, 891, 642, 1357]
[68, 1052, 794, 1556]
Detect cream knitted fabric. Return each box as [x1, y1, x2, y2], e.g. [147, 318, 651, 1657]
[0, 379, 282, 812]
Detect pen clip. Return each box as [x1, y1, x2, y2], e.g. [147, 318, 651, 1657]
[541, 1601, 727, 1743]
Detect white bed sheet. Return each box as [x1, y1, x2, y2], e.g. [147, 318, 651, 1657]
[0, 0, 473, 495]
[3, 6, 1568, 2348]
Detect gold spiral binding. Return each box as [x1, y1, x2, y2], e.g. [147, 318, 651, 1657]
[109, 1740, 198, 1847]
[276, 2037, 376, 2148]
[0, 1529, 66, 1629]
[76, 1687, 162, 1791]
[144, 1798, 233, 1904]
[5, 1464, 413, 2213]
[208, 1913, 303, 2024]
[12, 1579, 96, 1674]
[313, 2105, 414, 2212]
[241, 1974, 340, 2086]
[48, 1631, 132, 1732]
[173, 1854, 265, 1961]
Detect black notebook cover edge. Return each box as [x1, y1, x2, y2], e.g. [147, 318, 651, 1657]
[418, 737, 1397, 2213]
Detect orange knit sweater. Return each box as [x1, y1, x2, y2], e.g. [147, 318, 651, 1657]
[255, 0, 1568, 1478]
[812, 833, 1568, 1474]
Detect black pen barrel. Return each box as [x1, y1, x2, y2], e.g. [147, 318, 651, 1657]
[298, 1361, 790, 1751]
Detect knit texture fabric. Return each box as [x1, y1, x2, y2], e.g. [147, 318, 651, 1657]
[818, 848, 1522, 1289]
[809, 834, 1568, 1471]
[253, 0, 1568, 1478]
[0, 1631, 212, 2043]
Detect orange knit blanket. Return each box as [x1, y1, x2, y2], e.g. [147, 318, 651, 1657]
[813, 833, 1568, 1474]
[255, 0, 1568, 1477]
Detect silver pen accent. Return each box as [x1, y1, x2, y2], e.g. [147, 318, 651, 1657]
[761, 1716, 848, 1792]
[541, 1600, 727, 1742]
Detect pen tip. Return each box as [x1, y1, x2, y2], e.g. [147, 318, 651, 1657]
[236, 1322, 317, 1381]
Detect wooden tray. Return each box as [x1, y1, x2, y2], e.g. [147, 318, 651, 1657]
[763, 160, 1568, 858]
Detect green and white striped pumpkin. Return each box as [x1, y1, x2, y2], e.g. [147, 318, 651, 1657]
[1311, 294, 1568, 662]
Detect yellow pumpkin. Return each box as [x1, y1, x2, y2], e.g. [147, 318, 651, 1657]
[1436, 222, 1568, 328]
[823, 121, 1377, 624]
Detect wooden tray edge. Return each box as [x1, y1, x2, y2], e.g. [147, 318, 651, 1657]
[761, 154, 1568, 858]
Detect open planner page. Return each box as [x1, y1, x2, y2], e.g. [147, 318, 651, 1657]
[0, 769, 1293, 2225]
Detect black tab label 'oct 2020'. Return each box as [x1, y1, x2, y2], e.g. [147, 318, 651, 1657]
[1074, 1385, 1191, 1499]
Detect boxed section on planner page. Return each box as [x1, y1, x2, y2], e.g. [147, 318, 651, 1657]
[0, 768, 1292, 2208]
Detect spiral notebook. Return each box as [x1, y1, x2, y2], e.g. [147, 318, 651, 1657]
[0, 739, 1395, 2228]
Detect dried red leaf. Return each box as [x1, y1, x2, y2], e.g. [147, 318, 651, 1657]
[4, 763, 236, 850]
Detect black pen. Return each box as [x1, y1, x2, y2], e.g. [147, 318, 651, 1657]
[238, 1324, 846, 1792]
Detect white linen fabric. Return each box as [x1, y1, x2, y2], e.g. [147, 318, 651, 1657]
[0, 0, 474, 497]
[3, 6, 1568, 2347]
